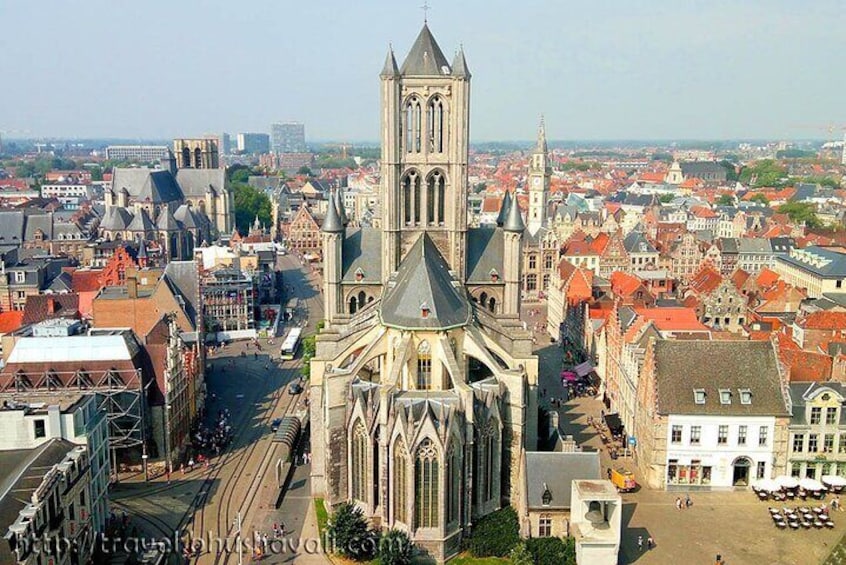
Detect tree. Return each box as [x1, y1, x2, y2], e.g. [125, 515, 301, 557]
[378, 529, 414, 565]
[718, 160, 739, 182]
[658, 193, 675, 203]
[232, 183, 272, 234]
[749, 193, 770, 206]
[301, 335, 316, 379]
[778, 202, 823, 228]
[326, 501, 377, 561]
[717, 194, 735, 206]
[738, 159, 787, 187]
[297, 165, 313, 176]
[525, 537, 576, 565]
[509, 542, 534, 565]
[467, 506, 520, 557]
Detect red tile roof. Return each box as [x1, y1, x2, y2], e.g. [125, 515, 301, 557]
[0, 311, 24, 334]
[633, 307, 710, 332]
[690, 205, 718, 218]
[756, 268, 780, 289]
[70, 269, 104, 293]
[799, 311, 846, 331]
[688, 265, 723, 295]
[610, 271, 645, 298]
[21, 294, 80, 326]
[731, 269, 750, 290]
[780, 349, 832, 382]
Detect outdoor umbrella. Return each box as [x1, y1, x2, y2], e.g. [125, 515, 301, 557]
[753, 478, 781, 492]
[799, 477, 825, 491]
[775, 475, 800, 489]
[822, 475, 846, 488]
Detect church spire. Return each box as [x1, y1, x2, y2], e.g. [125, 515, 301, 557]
[400, 23, 451, 76]
[536, 115, 548, 154]
[496, 189, 512, 227]
[322, 192, 344, 233]
[380, 46, 399, 78]
[334, 188, 348, 226]
[503, 191, 525, 232]
[452, 46, 471, 79]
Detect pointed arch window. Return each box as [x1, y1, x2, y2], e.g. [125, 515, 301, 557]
[427, 96, 445, 153]
[181, 147, 191, 168]
[194, 147, 203, 168]
[393, 438, 408, 524]
[402, 171, 421, 226]
[475, 423, 498, 505]
[405, 97, 422, 154]
[415, 439, 439, 528]
[446, 445, 460, 524]
[426, 170, 446, 225]
[350, 420, 368, 502]
[417, 340, 432, 390]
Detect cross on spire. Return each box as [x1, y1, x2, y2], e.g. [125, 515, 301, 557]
[421, 1, 430, 23]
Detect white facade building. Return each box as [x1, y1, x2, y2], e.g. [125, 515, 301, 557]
[665, 414, 777, 488]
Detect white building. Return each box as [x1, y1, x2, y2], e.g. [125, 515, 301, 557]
[570, 480, 621, 565]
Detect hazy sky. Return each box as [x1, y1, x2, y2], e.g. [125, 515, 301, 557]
[2, 0, 844, 141]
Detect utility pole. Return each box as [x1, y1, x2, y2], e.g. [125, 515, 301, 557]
[233, 512, 243, 565]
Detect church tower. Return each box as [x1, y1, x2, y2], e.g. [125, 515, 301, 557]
[526, 117, 550, 237]
[380, 24, 471, 282]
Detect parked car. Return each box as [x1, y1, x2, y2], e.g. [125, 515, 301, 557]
[271, 418, 283, 432]
[288, 381, 303, 395]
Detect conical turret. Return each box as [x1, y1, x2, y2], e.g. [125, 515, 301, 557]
[380, 46, 399, 78]
[334, 188, 349, 226]
[496, 190, 512, 227]
[503, 191, 525, 232]
[452, 46, 471, 79]
[322, 193, 344, 233]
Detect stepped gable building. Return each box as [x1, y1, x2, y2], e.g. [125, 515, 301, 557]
[310, 24, 538, 562]
[100, 150, 233, 261]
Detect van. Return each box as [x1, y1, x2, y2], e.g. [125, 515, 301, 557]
[609, 468, 636, 492]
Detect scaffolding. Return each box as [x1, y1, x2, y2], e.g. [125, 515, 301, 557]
[0, 367, 149, 463]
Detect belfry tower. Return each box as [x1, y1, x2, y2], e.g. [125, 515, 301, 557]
[380, 24, 472, 281]
[526, 117, 550, 237]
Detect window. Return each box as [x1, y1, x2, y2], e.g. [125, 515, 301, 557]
[739, 389, 752, 405]
[538, 515, 552, 537]
[34, 419, 46, 439]
[738, 425, 747, 446]
[811, 407, 822, 425]
[827, 407, 838, 425]
[393, 439, 408, 524]
[545, 254, 553, 270]
[414, 439, 439, 529]
[719, 389, 731, 405]
[825, 433, 835, 453]
[14, 272, 24, 283]
[476, 423, 497, 505]
[809, 434, 818, 453]
[529, 255, 537, 270]
[671, 425, 682, 444]
[840, 433, 846, 454]
[526, 274, 538, 291]
[416, 341, 432, 390]
[759, 426, 768, 447]
[690, 426, 701, 445]
[757, 461, 766, 480]
[350, 421, 368, 502]
[693, 389, 706, 404]
[718, 425, 728, 445]
[791, 462, 802, 478]
[793, 434, 805, 453]
[446, 447, 460, 524]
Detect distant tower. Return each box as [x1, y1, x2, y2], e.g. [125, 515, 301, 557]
[665, 160, 683, 185]
[379, 24, 472, 281]
[527, 117, 551, 236]
[842, 133, 846, 166]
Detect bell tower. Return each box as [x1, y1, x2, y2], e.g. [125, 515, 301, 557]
[527, 117, 550, 237]
[380, 24, 471, 282]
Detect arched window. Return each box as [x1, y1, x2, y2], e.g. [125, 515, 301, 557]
[488, 297, 496, 313]
[402, 171, 421, 225]
[358, 291, 366, 308]
[405, 97, 422, 153]
[426, 170, 446, 225]
[415, 439, 439, 528]
[446, 445, 460, 524]
[480, 292, 488, 306]
[351, 421, 368, 502]
[475, 423, 498, 505]
[194, 147, 203, 168]
[417, 341, 432, 390]
[181, 147, 191, 168]
[427, 96, 445, 153]
[393, 438, 408, 524]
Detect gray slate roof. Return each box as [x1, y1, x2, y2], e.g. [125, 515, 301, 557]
[466, 228, 504, 283]
[126, 208, 155, 232]
[156, 207, 180, 231]
[525, 451, 600, 510]
[175, 168, 226, 198]
[777, 246, 846, 278]
[101, 207, 133, 231]
[23, 213, 52, 241]
[738, 238, 772, 254]
[653, 340, 789, 416]
[400, 23, 451, 76]
[341, 228, 383, 283]
[163, 261, 199, 328]
[623, 231, 657, 254]
[379, 233, 472, 330]
[0, 211, 25, 243]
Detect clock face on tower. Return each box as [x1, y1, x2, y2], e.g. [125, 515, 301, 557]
[532, 176, 541, 187]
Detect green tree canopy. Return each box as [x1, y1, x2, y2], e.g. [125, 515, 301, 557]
[326, 501, 377, 561]
[658, 193, 675, 203]
[778, 202, 823, 228]
[378, 529, 413, 565]
[232, 183, 271, 234]
[749, 193, 770, 206]
[525, 537, 576, 565]
[717, 194, 735, 206]
[297, 165, 313, 176]
[467, 506, 520, 557]
[738, 159, 787, 187]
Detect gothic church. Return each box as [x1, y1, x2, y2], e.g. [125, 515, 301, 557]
[309, 24, 538, 562]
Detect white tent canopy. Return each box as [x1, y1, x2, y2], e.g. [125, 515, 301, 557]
[822, 475, 846, 487]
[775, 475, 800, 489]
[799, 477, 825, 491]
[752, 478, 781, 492]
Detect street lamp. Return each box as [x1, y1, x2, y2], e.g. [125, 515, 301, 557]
[233, 511, 243, 565]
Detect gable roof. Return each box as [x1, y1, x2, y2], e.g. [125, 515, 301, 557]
[524, 451, 600, 510]
[21, 294, 80, 326]
[400, 23, 451, 76]
[341, 228, 383, 283]
[0, 310, 24, 334]
[466, 228, 504, 283]
[652, 340, 788, 416]
[379, 233, 472, 330]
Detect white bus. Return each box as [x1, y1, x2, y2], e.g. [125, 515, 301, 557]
[280, 327, 303, 360]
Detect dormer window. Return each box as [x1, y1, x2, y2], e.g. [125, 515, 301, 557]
[489, 269, 499, 282]
[420, 302, 430, 319]
[355, 268, 365, 281]
[541, 483, 552, 506]
[719, 389, 732, 405]
[739, 389, 752, 405]
[694, 389, 706, 404]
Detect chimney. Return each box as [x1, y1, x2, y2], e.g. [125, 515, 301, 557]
[47, 298, 57, 315]
[127, 276, 138, 299]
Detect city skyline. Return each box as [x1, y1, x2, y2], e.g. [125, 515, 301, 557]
[2, 1, 844, 141]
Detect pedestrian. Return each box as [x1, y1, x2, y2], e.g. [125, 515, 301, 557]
[675, 497, 682, 510]
[607, 468, 612, 480]
[637, 535, 643, 552]
[647, 536, 654, 550]
[685, 494, 692, 508]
